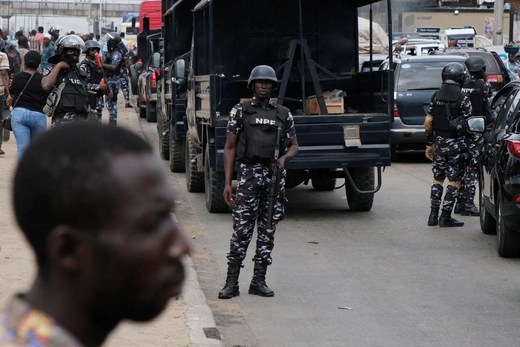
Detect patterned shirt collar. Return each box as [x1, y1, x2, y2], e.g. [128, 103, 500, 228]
[0, 294, 84, 347]
[250, 96, 277, 109]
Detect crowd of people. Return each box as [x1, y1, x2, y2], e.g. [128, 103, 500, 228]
[0, 26, 136, 159]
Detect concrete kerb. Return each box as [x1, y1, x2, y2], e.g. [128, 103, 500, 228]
[126, 105, 224, 347]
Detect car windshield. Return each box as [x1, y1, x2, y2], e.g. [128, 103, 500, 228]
[396, 61, 452, 92]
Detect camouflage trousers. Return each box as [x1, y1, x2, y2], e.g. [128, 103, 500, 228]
[458, 133, 484, 203]
[227, 162, 286, 266]
[94, 95, 104, 123]
[105, 77, 120, 121]
[430, 136, 468, 211]
[119, 67, 130, 102]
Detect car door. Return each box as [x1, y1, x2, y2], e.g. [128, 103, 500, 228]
[483, 86, 520, 205]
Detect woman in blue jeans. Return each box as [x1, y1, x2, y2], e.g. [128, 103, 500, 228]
[7, 51, 48, 160]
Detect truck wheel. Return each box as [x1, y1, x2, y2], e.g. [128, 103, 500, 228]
[185, 133, 205, 192]
[169, 128, 185, 173]
[345, 167, 374, 212]
[138, 99, 146, 118]
[157, 115, 170, 160]
[146, 101, 157, 122]
[311, 171, 337, 191]
[205, 145, 229, 213]
[130, 65, 138, 95]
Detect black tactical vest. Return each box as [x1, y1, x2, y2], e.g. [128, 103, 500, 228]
[56, 68, 89, 116]
[432, 93, 464, 138]
[462, 78, 485, 117]
[104, 48, 122, 77]
[237, 102, 289, 164]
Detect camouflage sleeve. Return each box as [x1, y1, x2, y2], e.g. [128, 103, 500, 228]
[226, 103, 243, 135]
[460, 95, 472, 119]
[285, 112, 296, 138]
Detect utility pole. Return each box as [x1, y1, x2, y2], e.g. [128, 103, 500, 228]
[493, 0, 504, 45]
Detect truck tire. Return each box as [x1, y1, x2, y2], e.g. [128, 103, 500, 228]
[345, 167, 375, 212]
[130, 65, 138, 95]
[138, 99, 146, 118]
[185, 133, 205, 192]
[169, 131, 185, 173]
[205, 145, 229, 213]
[146, 101, 157, 122]
[311, 170, 337, 191]
[157, 115, 170, 160]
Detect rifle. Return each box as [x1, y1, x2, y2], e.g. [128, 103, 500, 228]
[267, 127, 283, 229]
[94, 52, 112, 98]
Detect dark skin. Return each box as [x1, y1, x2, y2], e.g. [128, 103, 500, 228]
[85, 48, 113, 99]
[223, 79, 299, 207]
[25, 153, 191, 347]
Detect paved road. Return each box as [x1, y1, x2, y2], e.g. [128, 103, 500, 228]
[140, 119, 520, 347]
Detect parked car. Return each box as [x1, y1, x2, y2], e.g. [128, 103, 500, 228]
[379, 54, 467, 155]
[137, 51, 160, 122]
[432, 47, 511, 94]
[479, 80, 520, 257]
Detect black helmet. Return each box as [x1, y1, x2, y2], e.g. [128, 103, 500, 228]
[441, 62, 467, 86]
[48, 35, 86, 64]
[247, 65, 278, 89]
[48, 26, 60, 35]
[106, 32, 122, 51]
[84, 40, 101, 53]
[465, 55, 486, 73]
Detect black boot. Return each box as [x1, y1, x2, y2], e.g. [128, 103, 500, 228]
[428, 207, 439, 226]
[249, 262, 274, 297]
[458, 201, 480, 216]
[439, 209, 464, 227]
[454, 199, 464, 215]
[109, 119, 117, 126]
[125, 101, 133, 108]
[218, 261, 241, 299]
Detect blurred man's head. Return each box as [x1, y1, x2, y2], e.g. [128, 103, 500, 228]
[14, 122, 190, 324]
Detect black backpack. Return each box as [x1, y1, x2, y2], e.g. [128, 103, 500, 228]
[0, 40, 22, 73]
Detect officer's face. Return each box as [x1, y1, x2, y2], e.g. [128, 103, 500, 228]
[253, 80, 273, 99]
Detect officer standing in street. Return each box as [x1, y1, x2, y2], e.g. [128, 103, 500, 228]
[42, 35, 90, 127]
[102, 32, 123, 126]
[456, 56, 494, 216]
[424, 62, 473, 228]
[79, 40, 113, 123]
[218, 65, 298, 299]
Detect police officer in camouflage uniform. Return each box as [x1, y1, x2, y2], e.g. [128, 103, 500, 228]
[119, 49, 133, 108]
[79, 40, 113, 123]
[102, 32, 123, 126]
[424, 62, 472, 227]
[456, 56, 494, 216]
[218, 65, 299, 299]
[42, 35, 90, 127]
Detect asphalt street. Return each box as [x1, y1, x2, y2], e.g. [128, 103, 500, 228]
[140, 117, 520, 347]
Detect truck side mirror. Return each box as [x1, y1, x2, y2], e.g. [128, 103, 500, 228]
[173, 59, 186, 86]
[151, 52, 160, 68]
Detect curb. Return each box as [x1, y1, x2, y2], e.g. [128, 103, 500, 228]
[127, 103, 223, 347]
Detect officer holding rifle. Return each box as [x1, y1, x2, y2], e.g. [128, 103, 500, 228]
[219, 65, 298, 299]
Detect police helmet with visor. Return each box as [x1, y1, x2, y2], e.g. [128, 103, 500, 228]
[441, 62, 467, 87]
[247, 65, 278, 90]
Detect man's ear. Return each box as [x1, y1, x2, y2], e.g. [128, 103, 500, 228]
[47, 226, 90, 273]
